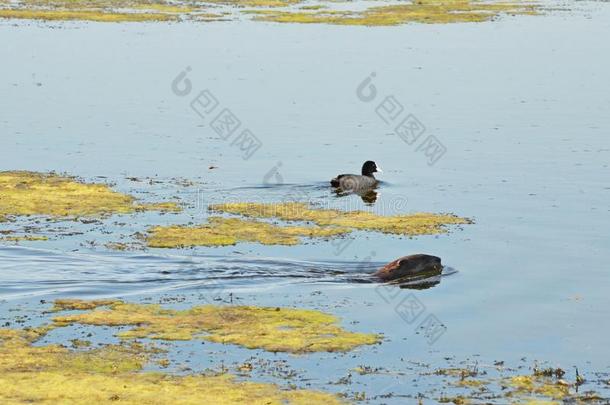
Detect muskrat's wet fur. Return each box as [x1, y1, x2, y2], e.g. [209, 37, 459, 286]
[374, 254, 443, 282]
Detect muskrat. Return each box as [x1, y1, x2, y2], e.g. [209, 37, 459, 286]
[374, 254, 443, 282]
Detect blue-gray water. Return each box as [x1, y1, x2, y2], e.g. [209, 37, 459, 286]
[1, 3, 610, 402]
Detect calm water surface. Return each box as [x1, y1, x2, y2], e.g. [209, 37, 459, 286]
[1, 3, 609, 401]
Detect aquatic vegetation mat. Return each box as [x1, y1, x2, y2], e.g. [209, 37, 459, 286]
[209, 202, 470, 236]
[506, 374, 570, 400]
[0, 325, 344, 404]
[252, 0, 540, 26]
[0, 171, 179, 219]
[0, 8, 179, 21]
[52, 299, 381, 353]
[0, 327, 150, 374]
[0, 0, 289, 22]
[0, 0, 544, 25]
[0, 234, 48, 242]
[146, 216, 352, 247]
[426, 366, 606, 404]
[1, 300, 608, 404]
[0, 0, 192, 22]
[0, 372, 344, 404]
[52, 298, 124, 311]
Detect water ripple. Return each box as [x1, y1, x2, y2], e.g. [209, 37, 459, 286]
[0, 246, 454, 300]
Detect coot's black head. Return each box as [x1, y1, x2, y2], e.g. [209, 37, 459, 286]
[361, 160, 382, 176]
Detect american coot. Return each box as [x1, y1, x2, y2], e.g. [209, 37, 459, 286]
[330, 161, 382, 191]
[374, 254, 443, 282]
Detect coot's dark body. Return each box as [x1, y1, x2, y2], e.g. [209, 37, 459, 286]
[330, 161, 381, 191]
[374, 254, 443, 282]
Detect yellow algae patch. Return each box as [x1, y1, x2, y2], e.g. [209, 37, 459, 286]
[0, 0, 301, 24]
[0, 0, 542, 24]
[300, 4, 327, 10]
[0, 171, 180, 219]
[428, 367, 603, 404]
[209, 202, 469, 236]
[0, 327, 344, 405]
[23, 0, 170, 8]
[0, 327, 147, 374]
[0, 8, 178, 22]
[438, 395, 470, 404]
[52, 300, 380, 353]
[51, 298, 123, 312]
[507, 375, 570, 400]
[253, 0, 540, 26]
[137, 201, 182, 212]
[0, 326, 54, 349]
[193, 12, 230, 21]
[0, 372, 344, 405]
[146, 216, 351, 247]
[0, 235, 48, 242]
[205, 0, 301, 6]
[130, 3, 196, 13]
[0, 0, 195, 22]
[452, 378, 487, 387]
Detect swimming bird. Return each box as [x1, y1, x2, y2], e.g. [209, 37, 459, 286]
[330, 161, 382, 191]
[374, 254, 443, 282]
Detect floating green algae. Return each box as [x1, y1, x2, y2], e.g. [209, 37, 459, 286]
[52, 299, 380, 353]
[0, 372, 344, 404]
[209, 202, 470, 236]
[51, 298, 124, 312]
[0, 235, 49, 242]
[146, 216, 352, 248]
[428, 365, 604, 404]
[0, 8, 179, 22]
[507, 375, 570, 400]
[0, 0, 191, 22]
[0, 0, 544, 25]
[0, 326, 148, 374]
[252, 0, 540, 26]
[0, 171, 180, 219]
[208, 0, 300, 6]
[0, 0, 296, 22]
[0, 326, 344, 404]
[1, 307, 607, 404]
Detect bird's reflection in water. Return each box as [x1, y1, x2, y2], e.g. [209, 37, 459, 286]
[359, 190, 378, 204]
[333, 188, 378, 204]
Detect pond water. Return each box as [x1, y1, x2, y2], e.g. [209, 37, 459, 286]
[1, 2, 610, 402]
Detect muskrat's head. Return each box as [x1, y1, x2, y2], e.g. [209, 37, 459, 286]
[374, 254, 444, 284]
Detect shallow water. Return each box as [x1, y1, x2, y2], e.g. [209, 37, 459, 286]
[1, 2, 610, 402]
